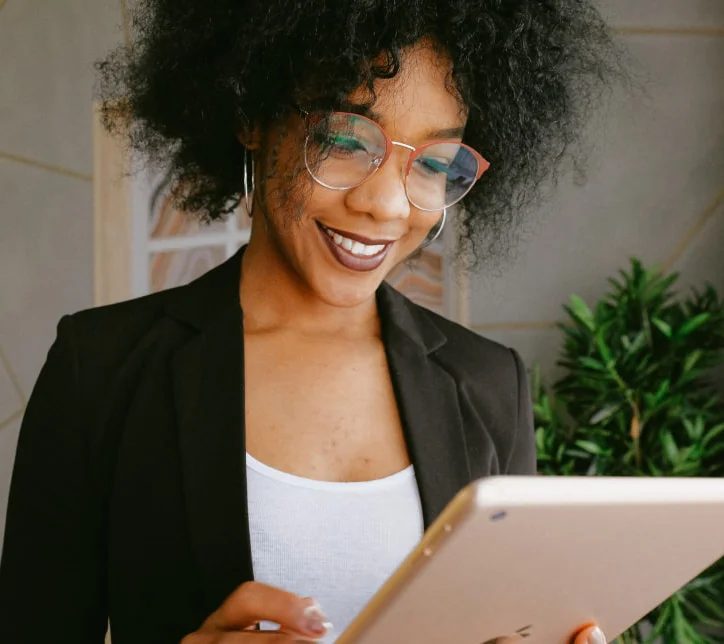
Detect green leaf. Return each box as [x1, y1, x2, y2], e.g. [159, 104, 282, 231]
[677, 312, 712, 337]
[683, 417, 704, 441]
[567, 449, 595, 460]
[653, 317, 673, 338]
[626, 332, 646, 356]
[596, 330, 614, 364]
[646, 271, 680, 303]
[694, 586, 724, 620]
[578, 357, 608, 372]
[569, 294, 596, 331]
[661, 430, 680, 465]
[532, 401, 551, 423]
[574, 440, 607, 455]
[682, 350, 704, 375]
[590, 404, 620, 425]
[620, 335, 633, 352]
[607, 276, 625, 295]
[648, 461, 664, 476]
[702, 423, 724, 448]
[643, 392, 658, 412]
[654, 379, 671, 403]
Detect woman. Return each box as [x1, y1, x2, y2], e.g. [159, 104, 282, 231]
[0, 1, 622, 642]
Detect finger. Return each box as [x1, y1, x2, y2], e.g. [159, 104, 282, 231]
[572, 624, 606, 644]
[183, 630, 317, 644]
[203, 581, 331, 638]
[220, 633, 318, 643]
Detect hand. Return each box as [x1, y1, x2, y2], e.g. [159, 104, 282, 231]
[181, 581, 332, 643]
[572, 625, 606, 644]
[494, 623, 606, 644]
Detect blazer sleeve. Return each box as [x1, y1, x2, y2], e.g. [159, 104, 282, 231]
[0, 316, 108, 643]
[505, 348, 537, 475]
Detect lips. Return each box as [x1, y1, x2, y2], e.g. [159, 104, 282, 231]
[317, 222, 395, 272]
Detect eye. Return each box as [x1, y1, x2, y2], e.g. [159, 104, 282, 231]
[314, 131, 368, 158]
[414, 155, 453, 177]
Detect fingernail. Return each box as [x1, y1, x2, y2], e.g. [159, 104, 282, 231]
[301, 600, 333, 635]
[587, 626, 606, 644]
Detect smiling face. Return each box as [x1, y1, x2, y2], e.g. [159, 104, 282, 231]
[246, 40, 469, 309]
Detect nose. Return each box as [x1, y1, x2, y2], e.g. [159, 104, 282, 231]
[344, 148, 411, 222]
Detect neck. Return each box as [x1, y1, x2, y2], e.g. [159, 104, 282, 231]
[240, 224, 380, 339]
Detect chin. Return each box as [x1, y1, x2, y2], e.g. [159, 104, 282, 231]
[311, 272, 382, 309]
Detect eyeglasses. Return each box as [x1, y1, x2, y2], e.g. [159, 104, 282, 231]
[299, 110, 490, 212]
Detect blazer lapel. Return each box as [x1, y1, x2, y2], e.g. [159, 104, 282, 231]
[164, 250, 473, 614]
[377, 283, 472, 528]
[168, 250, 253, 616]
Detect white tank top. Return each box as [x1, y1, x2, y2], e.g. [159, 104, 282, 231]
[246, 453, 424, 642]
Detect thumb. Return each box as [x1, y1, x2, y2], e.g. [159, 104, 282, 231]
[203, 582, 331, 638]
[573, 625, 606, 644]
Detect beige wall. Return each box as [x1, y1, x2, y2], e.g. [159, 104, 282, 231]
[0, 0, 124, 554]
[471, 2, 724, 382]
[1, 1, 723, 557]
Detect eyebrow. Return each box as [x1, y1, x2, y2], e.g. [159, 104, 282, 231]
[338, 101, 466, 142]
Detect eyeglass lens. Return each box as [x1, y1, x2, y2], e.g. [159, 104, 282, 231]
[304, 113, 481, 211]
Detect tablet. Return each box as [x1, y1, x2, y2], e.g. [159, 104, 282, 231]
[336, 476, 724, 644]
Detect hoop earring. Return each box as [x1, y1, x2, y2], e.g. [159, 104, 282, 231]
[243, 148, 255, 215]
[420, 208, 447, 249]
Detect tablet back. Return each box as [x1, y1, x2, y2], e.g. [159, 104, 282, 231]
[337, 476, 724, 644]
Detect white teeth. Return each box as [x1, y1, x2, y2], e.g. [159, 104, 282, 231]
[365, 244, 385, 255]
[322, 225, 389, 258]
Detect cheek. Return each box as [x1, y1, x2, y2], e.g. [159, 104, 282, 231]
[257, 127, 312, 216]
[259, 167, 312, 230]
[278, 177, 345, 226]
[392, 210, 444, 259]
[407, 210, 443, 241]
[306, 182, 346, 213]
[264, 178, 340, 248]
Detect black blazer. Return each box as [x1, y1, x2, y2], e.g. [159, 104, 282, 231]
[0, 248, 535, 644]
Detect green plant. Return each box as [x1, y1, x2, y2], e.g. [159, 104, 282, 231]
[533, 259, 724, 643]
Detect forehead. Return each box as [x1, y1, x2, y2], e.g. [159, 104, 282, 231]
[347, 42, 467, 140]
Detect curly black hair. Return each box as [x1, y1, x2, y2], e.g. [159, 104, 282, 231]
[96, 0, 625, 262]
